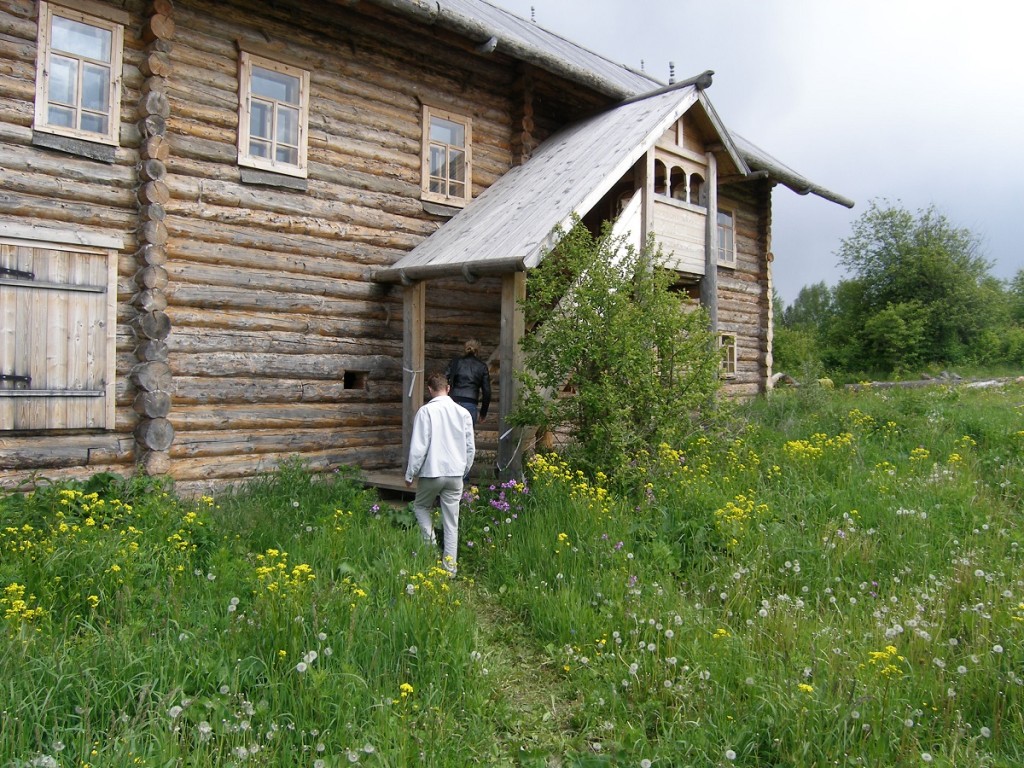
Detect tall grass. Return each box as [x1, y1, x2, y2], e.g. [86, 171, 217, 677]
[2, 383, 1022, 766]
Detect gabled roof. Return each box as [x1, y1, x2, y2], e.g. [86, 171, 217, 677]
[375, 76, 746, 283]
[366, 0, 852, 282]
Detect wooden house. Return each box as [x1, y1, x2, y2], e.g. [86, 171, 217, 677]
[0, 0, 852, 494]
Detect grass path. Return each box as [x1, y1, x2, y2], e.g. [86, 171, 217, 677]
[461, 582, 588, 766]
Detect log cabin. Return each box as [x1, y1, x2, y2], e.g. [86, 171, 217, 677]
[0, 0, 852, 494]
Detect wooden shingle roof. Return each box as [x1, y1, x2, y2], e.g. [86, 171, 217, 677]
[375, 79, 732, 283]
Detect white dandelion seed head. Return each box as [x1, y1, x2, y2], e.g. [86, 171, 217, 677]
[168, 705, 183, 719]
[725, 749, 737, 761]
[295, 662, 308, 673]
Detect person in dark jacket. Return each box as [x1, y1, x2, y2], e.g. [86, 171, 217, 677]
[445, 339, 490, 425]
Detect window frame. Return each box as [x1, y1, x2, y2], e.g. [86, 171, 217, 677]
[33, 0, 124, 147]
[421, 105, 472, 207]
[718, 333, 737, 379]
[237, 52, 310, 179]
[717, 208, 736, 267]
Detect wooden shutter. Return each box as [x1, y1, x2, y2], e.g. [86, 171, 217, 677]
[0, 239, 116, 430]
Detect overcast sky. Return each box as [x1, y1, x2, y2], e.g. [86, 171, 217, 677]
[489, 0, 1024, 303]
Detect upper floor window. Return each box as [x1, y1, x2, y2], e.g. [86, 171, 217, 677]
[238, 52, 309, 178]
[422, 106, 472, 207]
[34, 1, 124, 146]
[717, 209, 736, 267]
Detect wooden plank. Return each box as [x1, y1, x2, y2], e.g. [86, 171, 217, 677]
[64, 249, 87, 429]
[401, 281, 425, 467]
[102, 248, 116, 429]
[43, 248, 68, 429]
[0, 244, 14, 428]
[497, 271, 525, 479]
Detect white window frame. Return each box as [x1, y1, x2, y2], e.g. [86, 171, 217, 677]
[717, 208, 736, 267]
[237, 52, 310, 179]
[34, 1, 124, 146]
[718, 333, 737, 378]
[421, 105, 472, 207]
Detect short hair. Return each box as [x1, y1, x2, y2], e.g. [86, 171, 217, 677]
[464, 338, 481, 356]
[426, 371, 448, 394]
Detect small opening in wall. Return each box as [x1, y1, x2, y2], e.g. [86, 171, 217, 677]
[344, 370, 368, 390]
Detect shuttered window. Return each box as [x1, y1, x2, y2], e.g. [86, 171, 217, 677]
[0, 234, 117, 430]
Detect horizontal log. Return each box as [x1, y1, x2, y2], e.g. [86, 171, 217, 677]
[171, 425, 399, 459]
[131, 361, 172, 391]
[132, 310, 171, 340]
[135, 417, 175, 451]
[138, 220, 168, 245]
[170, 376, 402, 405]
[139, 203, 166, 222]
[133, 289, 169, 312]
[143, 14, 176, 44]
[0, 193, 137, 231]
[136, 339, 170, 362]
[163, 259, 384, 301]
[170, 352, 401, 379]
[152, 0, 175, 18]
[135, 265, 169, 290]
[138, 181, 171, 205]
[168, 326, 401, 357]
[141, 51, 173, 78]
[169, 443, 399, 486]
[133, 390, 172, 418]
[141, 134, 171, 162]
[140, 158, 167, 182]
[164, 283, 389, 319]
[142, 449, 171, 476]
[0, 167, 136, 208]
[0, 434, 131, 470]
[169, 402, 401, 430]
[167, 306, 397, 338]
[136, 243, 168, 266]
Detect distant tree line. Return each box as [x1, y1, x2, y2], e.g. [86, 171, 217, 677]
[774, 200, 1024, 379]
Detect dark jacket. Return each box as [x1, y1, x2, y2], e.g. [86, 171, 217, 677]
[445, 354, 491, 418]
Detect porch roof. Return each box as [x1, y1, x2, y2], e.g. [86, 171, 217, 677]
[374, 75, 747, 283]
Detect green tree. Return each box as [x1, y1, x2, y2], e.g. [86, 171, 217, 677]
[832, 200, 997, 371]
[512, 220, 720, 477]
[782, 281, 834, 332]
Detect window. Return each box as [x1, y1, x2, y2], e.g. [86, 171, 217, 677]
[718, 334, 737, 378]
[238, 52, 309, 178]
[717, 209, 736, 267]
[422, 106, 472, 207]
[1, 225, 119, 430]
[34, 1, 124, 145]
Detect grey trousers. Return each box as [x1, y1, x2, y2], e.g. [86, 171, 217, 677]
[413, 475, 463, 574]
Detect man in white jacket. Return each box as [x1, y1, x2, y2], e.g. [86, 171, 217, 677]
[405, 371, 476, 576]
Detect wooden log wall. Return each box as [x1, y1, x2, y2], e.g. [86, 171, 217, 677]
[717, 180, 772, 398]
[0, 0, 146, 485]
[159, 0, 524, 495]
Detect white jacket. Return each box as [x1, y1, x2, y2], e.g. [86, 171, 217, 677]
[405, 394, 475, 481]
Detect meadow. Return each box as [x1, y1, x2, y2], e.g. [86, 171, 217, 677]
[2, 381, 1022, 767]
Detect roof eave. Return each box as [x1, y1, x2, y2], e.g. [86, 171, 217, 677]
[355, 0, 656, 99]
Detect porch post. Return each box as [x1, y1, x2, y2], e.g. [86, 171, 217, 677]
[402, 281, 426, 470]
[701, 151, 719, 333]
[497, 270, 526, 480]
[639, 148, 655, 244]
